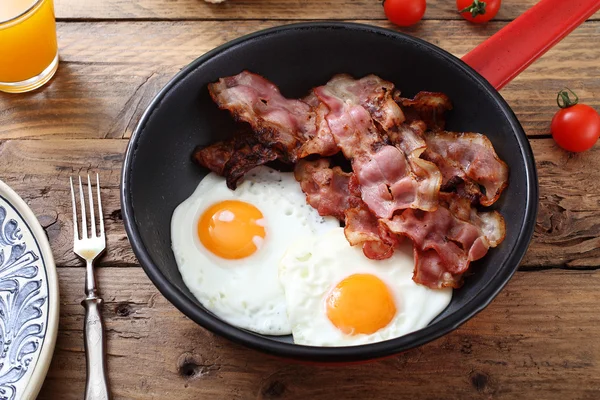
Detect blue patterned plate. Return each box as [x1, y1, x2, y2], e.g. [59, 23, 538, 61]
[0, 179, 59, 400]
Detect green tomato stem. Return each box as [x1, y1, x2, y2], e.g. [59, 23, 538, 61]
[556, 88, 579, 109]
[459, 0, 487, 18]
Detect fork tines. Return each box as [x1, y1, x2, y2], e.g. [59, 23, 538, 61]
[69, 174, 105, 241]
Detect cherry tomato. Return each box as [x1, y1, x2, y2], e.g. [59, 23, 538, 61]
[383, 0, 426, 27]
[551, 89, 600, 153]
[457, 0, 501, 23]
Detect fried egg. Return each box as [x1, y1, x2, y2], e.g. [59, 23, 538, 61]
[171, 166, 339, 335]
[279, 227, 452, 346]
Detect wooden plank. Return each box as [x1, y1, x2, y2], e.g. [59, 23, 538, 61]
[0, 62, 172, 140]
[38, 267, 600, 399]
[0, 139, 136, 267]
[53, 0, 600, 21]
[0, 138, 599, 269]
[524, 144, 600, 268]
[1, 20, 598, 140]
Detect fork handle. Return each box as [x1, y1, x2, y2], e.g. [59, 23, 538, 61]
[82, 295, 111, 400]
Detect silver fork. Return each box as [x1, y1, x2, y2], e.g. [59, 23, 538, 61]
[70, 174, 111, 400]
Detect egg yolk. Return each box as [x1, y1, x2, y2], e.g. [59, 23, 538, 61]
[326, 274, 397, 335]
[198, 200, 266, 259]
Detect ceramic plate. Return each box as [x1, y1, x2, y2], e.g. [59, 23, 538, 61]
[0, 179, 59, 400]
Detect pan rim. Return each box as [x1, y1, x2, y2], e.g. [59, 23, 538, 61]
[121, 21, 538, 363]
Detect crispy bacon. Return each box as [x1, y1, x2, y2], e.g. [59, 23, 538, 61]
[439, 192, 506, 247]
[294, 159, 396, 260]
[385, 120, 427, 158]
[324, 74, 429, 158]
[384, 208, 484, 288]
[193, 131, 279, 189]
[201, 72, 340, 187]
[208, 71, 316, 163]
[313, 84, 382, 158]
[343, 204, 382, 245]
[298, 94, 339, 158]
[424, 131, 509, 206]
[394, 91, 453, 131]
[314, 75, 440, 218]
[343, 204, 397, 260]
[353, 147, 432, 218]
[421, 146, 483, 206]
[294, 159, 360, 220]
[193, 140, 234, 176]
[324, 74, 406, 131]
[383, 192, 506, 288]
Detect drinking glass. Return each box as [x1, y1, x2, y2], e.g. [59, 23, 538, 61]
[0, 0, 59, 93]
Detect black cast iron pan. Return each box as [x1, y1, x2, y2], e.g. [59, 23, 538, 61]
[121, 0, 599, 362]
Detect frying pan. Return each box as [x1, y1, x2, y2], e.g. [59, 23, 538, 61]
[121, 0, 600, 362]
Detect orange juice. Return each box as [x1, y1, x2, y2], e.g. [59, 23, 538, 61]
[0, 0, 58, 92]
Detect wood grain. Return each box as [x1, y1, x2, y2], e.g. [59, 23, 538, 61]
[1, 20, 598, 140]
[53, 0, 600, 21]
[38, 267, 600, 399]
[0, 137, 599, 269]
[0, 139, 134, 267]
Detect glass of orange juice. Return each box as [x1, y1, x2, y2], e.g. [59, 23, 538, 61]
[0, 0, 58, 93]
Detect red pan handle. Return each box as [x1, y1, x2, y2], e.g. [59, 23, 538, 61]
[462, 0, 600, 90]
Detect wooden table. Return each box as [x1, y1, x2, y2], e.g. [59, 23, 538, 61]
[1, 1, 599, 398]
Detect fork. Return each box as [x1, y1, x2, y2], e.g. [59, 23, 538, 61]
[70, 174, 111, 400]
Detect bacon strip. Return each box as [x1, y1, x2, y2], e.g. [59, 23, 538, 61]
[439, 192, 506, 247]
[294, 159, 396, 260]
[208, 71, 316, 163]
[298, 93, 339, 158]
[384, 208, 485, 288]
[193, 131, 279, 189]
[394, 91, 453, 131]
[385, 120, 427, 158]
[193, 140, 234, 177]
[329, 74, 406, 131]
[383, 192, 506, 288]
[353, 147, 422, 217]
[201, 72, 340, 187]
[314, 75, 440, 218]
[294, 159, 360, 220]
[424, 131, 509, 206]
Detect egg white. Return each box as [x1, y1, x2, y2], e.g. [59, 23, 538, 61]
[171, 166, 339, 335]
[279, 227, 453, 346]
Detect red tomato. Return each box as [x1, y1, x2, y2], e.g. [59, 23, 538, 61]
[551, 88, 600, 152]
[456, 0, 501, 23]
[383, 0, 426, 27]
[552, 104, 600, 152]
